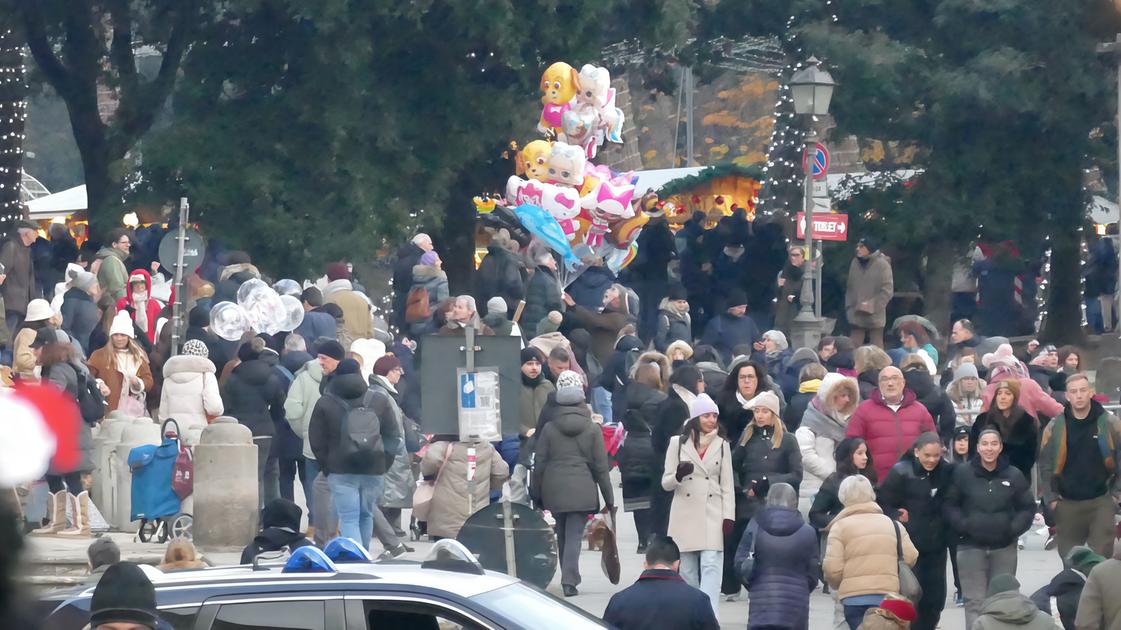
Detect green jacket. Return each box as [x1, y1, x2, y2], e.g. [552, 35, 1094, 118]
[95, 247, 129, 301]
[1038, 402, 1121, 504]
[283, 359, 324, 460]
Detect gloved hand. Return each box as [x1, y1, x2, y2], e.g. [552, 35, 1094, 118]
[723, 519, 734, 536]
[675, 462, 695, 482]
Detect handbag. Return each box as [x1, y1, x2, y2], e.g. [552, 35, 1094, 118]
[163, 419, 194, 500]
[412, 443, 453, 522]
[891, 519, 923, 603]
[599, 506, 621, 585]
[736, 520, 759, 589]
[118, 391, 147, 418]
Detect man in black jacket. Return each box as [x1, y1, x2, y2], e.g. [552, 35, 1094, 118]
[1038, 373, 1121, 560]
[240, 498, 312, 563]
[392, 233, 432, 329]
[629, 208, 677, 344]
[603, 536, 719, 630]
[308, 359, 402, 551]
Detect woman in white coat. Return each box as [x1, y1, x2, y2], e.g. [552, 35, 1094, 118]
[159, 339, 223, 443]
[794, 373, 859, 515]
[662, 392, 735, 614]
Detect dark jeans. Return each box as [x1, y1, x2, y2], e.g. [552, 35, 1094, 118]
[254, 436, 279, 510]
[278, 455, 307, 503]
[913, 547, 948, 630]
[632, 509, 652, 548]
[554, 511, 589, 587]
[844, 603, 879, 630]
[5, 311, 23, 341]
[636, 282, 667, 344]
[722, 518, 750, 595]
[46, 472, 83, 496]
[950, 542, 961, 593]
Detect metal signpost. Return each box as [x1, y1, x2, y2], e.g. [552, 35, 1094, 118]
[158, 199, 206, 357]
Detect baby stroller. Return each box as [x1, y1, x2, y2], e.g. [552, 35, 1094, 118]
[128, 419, 193, 543]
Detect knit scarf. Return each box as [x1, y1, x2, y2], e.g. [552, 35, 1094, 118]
[672, 384, 698, 409]
[1049, 412, 1117, 476]
[696, 427, 720, 457]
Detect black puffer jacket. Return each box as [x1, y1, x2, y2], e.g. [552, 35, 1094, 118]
[221, 358, 285, 437]
[969, 408, 1039, 482]
[943, 456, 1035, 549]
[808, 472, 844, 531]
[903, 368, 958, 444]
[532, 401, 613, 513]
[308, 372, 401, 476]
[474, 244, 524, 309]
[877, 454, 955, 553]
[521, 265, 563, 338]
[731, 427, 803, 521]
[618, 382, 667, 505]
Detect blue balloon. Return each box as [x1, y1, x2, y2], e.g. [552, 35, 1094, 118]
[513, 204, 579, 270]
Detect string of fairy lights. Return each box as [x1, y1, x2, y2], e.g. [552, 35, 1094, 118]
[0, 29, 28, 239]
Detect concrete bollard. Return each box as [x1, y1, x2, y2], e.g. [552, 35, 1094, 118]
[194, 417, 258, 548]
[90, 415, 133, 516]
[111, 420, 160, 530]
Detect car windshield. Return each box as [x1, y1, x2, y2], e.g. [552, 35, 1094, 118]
[471, 583, 606, 629]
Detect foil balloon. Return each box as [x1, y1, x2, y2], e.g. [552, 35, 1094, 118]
[506, 176, 582, 242]
[545, 142, 585, 188]
[515, 140, 552, 181]
[513, 204, 579, 270]
[605, 241, 639, 274]
[242, 288, 286, 336]
[538, 62, 580, 135]
[236, 278, 270, 307]
[273, 279, 302, 297]
[278, 294, 306, 332]
[210, 301, 250, 341]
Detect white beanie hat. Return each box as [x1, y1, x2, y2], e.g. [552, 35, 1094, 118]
[25, 299, 53, 323]
[109, 311, 136, 338]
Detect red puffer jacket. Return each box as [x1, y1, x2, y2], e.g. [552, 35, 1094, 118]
[844, 388, 935, 481]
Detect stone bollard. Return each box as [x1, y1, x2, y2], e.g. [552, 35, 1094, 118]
[194, 417, 258, 548]
[1096, 357, 1121, 402]
[90, 415, 133, 516]
[111, 420, 161, 530]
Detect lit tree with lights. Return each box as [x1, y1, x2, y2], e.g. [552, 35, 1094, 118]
[0, 28, 26, 240]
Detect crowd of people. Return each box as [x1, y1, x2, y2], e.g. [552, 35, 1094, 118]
[9, 215, 1121, 630]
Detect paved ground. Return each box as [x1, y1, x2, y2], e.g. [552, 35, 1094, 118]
[22, 472, 1067, 629]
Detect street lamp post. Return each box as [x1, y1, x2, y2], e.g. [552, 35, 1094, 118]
[788, 57, 835, 351]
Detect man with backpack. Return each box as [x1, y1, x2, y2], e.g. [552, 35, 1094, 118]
[308, 358, 402, 551]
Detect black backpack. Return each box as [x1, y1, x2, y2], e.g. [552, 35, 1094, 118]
[76, 372, 107, 425]
[334, 393, 384, 470]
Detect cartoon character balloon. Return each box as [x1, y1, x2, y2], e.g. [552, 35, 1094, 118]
[546, 142, 586, 188]
[516, 140, 553, 182]
[506, 176, 582, 242]
[513, 203, 579, 270]
[538, 62, 579, 135]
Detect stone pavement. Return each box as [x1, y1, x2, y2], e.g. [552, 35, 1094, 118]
[22, 503, 1066, 630]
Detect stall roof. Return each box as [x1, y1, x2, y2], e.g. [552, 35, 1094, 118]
[26, 185, 86, 219]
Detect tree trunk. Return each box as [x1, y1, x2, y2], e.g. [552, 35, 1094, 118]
[80, 153, 116, 245]
[0, 29, 27, 239]
[923, 238, 955, 338]
[1041, 227, 1086, 344]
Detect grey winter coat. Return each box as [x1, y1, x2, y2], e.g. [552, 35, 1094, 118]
[44, 361, 94, 473]
[972, 591, 1056, 630]
[60, 288, 99, 355]
[411, 264, 449, 308]
[532, 401, 613, 514]
[369, 375, 415, 509]
[845, 250, 894, 329]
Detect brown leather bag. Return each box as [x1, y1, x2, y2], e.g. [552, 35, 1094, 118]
[405, 286, 431, 324]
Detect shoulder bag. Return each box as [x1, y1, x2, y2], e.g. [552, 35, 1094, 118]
[891, 519, 923, 603]
[412, 443, 453, 522]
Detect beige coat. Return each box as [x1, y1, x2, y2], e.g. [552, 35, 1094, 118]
[823, 501, 917, 599]
[1075, 547, 1121, 630]
[661, 434, 735, 553]
[420, 440, 509, 539]
[845, 251, 894, 329]
[324, 280, 374, 341]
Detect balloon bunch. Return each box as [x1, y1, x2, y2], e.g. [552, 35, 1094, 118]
[209, 279, 305, 341]
[477, 61, 643, 277]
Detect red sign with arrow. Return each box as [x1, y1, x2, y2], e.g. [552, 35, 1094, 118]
[796, 212, 849, 241]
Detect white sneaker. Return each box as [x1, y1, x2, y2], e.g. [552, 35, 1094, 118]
[724, 591, 741, 602]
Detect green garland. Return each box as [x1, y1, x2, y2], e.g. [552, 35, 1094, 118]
[656, 163, 766, 196]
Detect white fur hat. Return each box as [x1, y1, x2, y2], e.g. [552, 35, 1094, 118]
[109, 311, 135, 338]
[25, 299, 53, 323]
